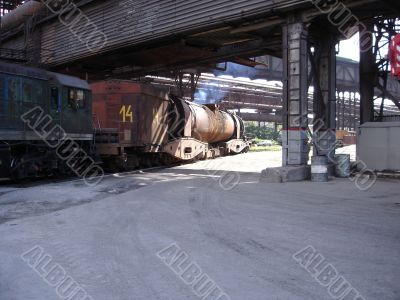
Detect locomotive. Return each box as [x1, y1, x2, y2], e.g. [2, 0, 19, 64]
[0, 61, 93, 180]
[0, 61, 249, 180]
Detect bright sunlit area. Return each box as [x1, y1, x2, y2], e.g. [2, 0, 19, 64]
[338, 34, 361, 61]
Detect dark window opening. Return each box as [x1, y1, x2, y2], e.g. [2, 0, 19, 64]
[51, 87, 59, 110]
[184, 147, 192, 154]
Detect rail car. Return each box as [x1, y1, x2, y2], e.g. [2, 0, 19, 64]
[91, 81, 249, 170]
[0, 61, 93, 180]
[0, 61, 249, 180]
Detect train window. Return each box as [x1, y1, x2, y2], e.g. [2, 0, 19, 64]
[51, 87, 59, 110]
[76, 89, 85, 108]
[68, 88, 85, 109]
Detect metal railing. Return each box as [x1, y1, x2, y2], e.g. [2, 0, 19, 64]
[377, 115, 400, 122]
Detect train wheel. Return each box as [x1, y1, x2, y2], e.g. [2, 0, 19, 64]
[141, 156, 152, 168]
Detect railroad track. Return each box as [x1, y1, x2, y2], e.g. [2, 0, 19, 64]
[0, 164, 176, 189]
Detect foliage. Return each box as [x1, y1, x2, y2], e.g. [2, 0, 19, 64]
[245, 122, 281, 141]
[249, 145, 282, 152]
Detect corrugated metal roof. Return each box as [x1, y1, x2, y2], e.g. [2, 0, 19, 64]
[29, 0, 309, 65]
[0, 60, 90, 89]
[0, 60, 48, 80]
[47, 71, 90, 90]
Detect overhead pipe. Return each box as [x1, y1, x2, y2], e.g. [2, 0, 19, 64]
[1, 0, 44, 31]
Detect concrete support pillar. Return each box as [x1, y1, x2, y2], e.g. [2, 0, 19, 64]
[312, 35, 337, 161]
[282, 18, 309, 166]
[359, 24, 375, 124]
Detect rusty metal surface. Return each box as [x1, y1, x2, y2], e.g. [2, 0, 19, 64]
[92, 81, 242, 151]
[343, 135, 357, 145]
[189, 103, 235, 144]
[91, 81, 170, 148]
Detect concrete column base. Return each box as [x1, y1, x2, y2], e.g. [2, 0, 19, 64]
[260, 165, 311, 183]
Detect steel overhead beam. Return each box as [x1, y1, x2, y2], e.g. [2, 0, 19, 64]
[110, 39, 278, 78]
[237, 112, 282, 123]
[382, 0, 400, 13]
[230, 19, 285, 34]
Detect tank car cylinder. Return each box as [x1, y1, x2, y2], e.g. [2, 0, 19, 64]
[188, 103, 235, 144]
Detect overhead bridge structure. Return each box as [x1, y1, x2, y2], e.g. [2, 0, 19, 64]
[1, 0, 314, 74]
[212, 57, 400, 129]
[149, 71, 399, 128]
[0, 1, 395, 77]
[1, 0, 400, 167]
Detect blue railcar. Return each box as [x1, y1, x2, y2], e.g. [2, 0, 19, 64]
[0, 61, 93, 179]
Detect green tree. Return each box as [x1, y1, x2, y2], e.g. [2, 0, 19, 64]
[245, 122, 281, 141]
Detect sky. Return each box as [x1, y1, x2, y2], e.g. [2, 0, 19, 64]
[338, 34, 360, 61]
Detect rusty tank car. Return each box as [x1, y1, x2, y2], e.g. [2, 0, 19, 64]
[91, 81, 249, 169]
